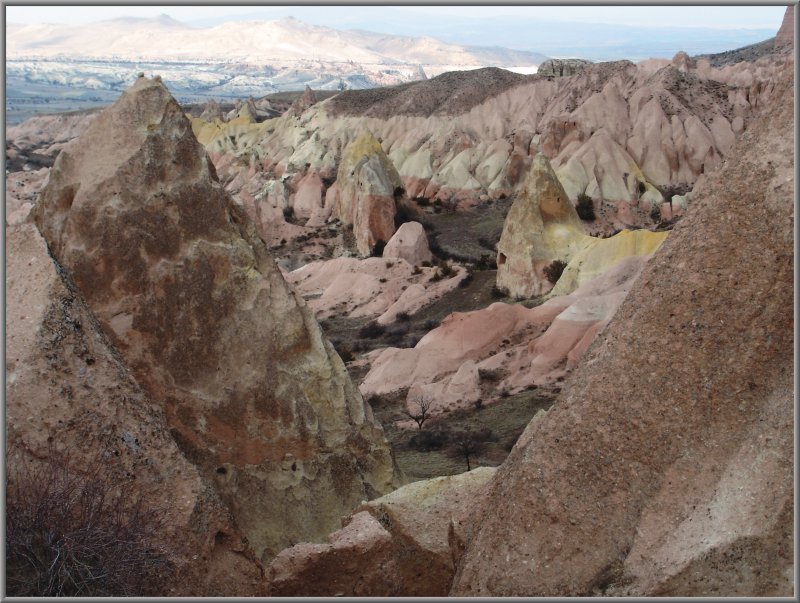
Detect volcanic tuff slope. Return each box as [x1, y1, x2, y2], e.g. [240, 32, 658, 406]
[31, 76, 398, 564]
[6, 223, 265, 595]
[185, 48, 788, 228]
[450, 61, 794, 596]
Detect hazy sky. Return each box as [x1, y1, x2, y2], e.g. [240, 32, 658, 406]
[6, 4, 787, 30]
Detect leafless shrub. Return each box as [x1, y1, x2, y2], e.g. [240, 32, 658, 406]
[403, 393, 434, 430]
[446, 429, 495, 471]
[5, 444, 174, 597]
[478, 368, 504, 382]
[543, 259, 568, 284]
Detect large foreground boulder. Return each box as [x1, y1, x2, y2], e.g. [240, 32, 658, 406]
[6, 224, 265, 595]
[267, 467, 496, 596]
[451, 63, 794, 596]
[32, 77, 398, 563]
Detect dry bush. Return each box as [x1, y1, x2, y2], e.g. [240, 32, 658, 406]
[575, 193, 596, 221]
[543, 259, 568, 284]
[5, 444, 174, 597]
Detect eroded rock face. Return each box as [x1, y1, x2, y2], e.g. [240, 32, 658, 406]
[5, 224, 265, 595]
[5, 167, 49, 224]
[775, 5, 794, 48]
[286, 85, 318, 118]
[199, 99, 223, 122]
[382, 221, 432, 266]
[451, 63, 794, 597]
[496, 153, 586, 297]
[335, 131, 402, 256]
[286, 256, 465, 324]
[361, 252, 657, 415]
[267, 467, 496, 596]
[537, 58, 592, 77]
[32, 77, 398, 563]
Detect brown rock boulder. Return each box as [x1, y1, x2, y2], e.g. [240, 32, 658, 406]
[32, 77, 398, 563]
[335, 131, 402, 256]
[451, 64, 794, 596]
[5, 223, 265, 595]
[267, 511, 398, 596]
[496, 152, 587, 297]
[267, 468, 496, 596]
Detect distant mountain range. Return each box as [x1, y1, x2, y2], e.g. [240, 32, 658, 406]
[5, 15, 547, 124]
[7, 15, 546, 75]
[5, 12, 777, 125]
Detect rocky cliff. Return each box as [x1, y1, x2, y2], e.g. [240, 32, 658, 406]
[189, 50, 787, 215]
[495, 152, 587, 297]
[334, 131, 403, 256]
[6, 223, 265, 595]
[450, 61, 794, 597]
[32, 76, 398, 563]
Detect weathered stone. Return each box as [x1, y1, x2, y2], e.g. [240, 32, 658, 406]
[286, 255, 464, 323]
[496, 152, 586, 297]
[537, 58, 592, 77]
[335, 131, 402, 256]
[288, 85, 318, 116]
[5, 223, 265, 595]
[451, 63, 794, 597]
[268, 468, 496, 596]
[671, 50, 696, 72]
[382, 220, 432, 266]
[775, 5, 794, 48]
[291, 170, 325, 220]
[32, 77, 398, 564]
[267, 511, 397, 596]
[199, 98, 223, 122]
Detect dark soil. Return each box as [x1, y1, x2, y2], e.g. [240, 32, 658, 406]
[326, 67, 537, 119]
[369, 386, 558, 481]
[694, 37, 780, 67]
[321, 269, 506, 373]
[420, 196, 514, 263]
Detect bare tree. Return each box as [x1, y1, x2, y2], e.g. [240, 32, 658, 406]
[403, 393, 433, 430]
[446, 430, 492, 471]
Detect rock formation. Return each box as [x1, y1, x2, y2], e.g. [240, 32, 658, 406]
[32, 77, 398, 563]
[450, 62, 794, 596]
[495, 153, 587, 297]
[671, 50, 696, 72]
[382, 221, 432, 266]
[549, 228, 668, 296]
[775, 5, 794, 48]
[5, 167, 49, 224]
[199, 98, 223, 122]
[10, 45, 789, 221]
[335, 131, 402, 256]
[495, 152, 668, 299]
[288, 85, 318, 116]
[286, 255, 465, 324]
[361, 252, 658, 413]
[202, 56, 786, 210]
[537, 58, 592, 77]
[267, 467, 496, 596]
[6, 223, 265, 595]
